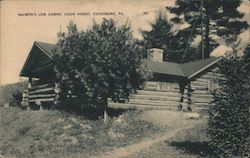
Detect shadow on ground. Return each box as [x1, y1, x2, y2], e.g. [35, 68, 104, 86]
[168, 141, 217, 158]
[26, 100, 129, 121]
[61, 106, 129, 120]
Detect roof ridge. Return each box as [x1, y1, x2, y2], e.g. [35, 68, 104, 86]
[180, 57, 222, 79]
[180, 57, 219, 65]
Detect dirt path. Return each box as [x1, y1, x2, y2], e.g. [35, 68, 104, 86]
[92, 111, 202, 158]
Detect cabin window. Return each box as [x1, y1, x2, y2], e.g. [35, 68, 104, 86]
[157, 82, 174, 91]
[209, 79, 218, 91]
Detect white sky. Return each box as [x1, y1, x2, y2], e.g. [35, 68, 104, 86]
[0, 0, 249, 84]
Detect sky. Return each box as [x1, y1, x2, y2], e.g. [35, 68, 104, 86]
[0, 0, 249, 85]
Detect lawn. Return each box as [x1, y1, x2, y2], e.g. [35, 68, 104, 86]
[167, 121, 215, 158]
[0, 106, 162, 158]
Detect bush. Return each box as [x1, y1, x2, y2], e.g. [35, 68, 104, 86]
[0, 81, 28, 106]
[53, 19, 146, 123]
[208, 51, 250, 157]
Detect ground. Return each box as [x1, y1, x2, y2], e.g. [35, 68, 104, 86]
[0, 106, 208, 158]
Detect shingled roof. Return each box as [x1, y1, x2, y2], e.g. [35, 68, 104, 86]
[35, 41, 62, 58]
[20, 41, 221, 80]
[143, 57, 220, 79]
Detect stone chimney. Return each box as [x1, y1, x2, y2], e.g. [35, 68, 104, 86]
[147, 48, 164, 62]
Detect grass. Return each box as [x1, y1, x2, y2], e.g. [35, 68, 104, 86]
[167, 121, 217, 158]
[0, 106, 161, 158]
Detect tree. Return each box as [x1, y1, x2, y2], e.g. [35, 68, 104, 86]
[207, 44, 250, 157]
[243, 44, 250, 71]
[53, 19, 146, 124]
[142, 11, 200, 63]
[168, 0, 249, 59]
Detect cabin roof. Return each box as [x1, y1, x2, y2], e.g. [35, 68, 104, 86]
[181, 57, 220, 79]
[35, 41, 62, 58]
[20, 41, 221, 80]
[143, 57, 220, 79]
[143, 59, 185, 77]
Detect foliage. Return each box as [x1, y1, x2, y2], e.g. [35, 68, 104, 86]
[168, 0, 249, 58]
[141, 11, 200, 63]
[0, 81, 28, 106]
[207, 45, 250, 157]
[53, 19, 146, 109]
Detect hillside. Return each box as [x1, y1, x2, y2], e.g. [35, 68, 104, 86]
[0, 106, 209, 158]
[0, 107, 161, 158]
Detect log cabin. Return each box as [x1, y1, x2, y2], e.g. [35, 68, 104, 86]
[20, 41, 222, 111]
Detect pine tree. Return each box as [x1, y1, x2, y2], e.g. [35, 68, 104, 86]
[53, 19, 146, 124]
[168, 0, 249, 58]
[142, 11, 200, 63]
[207, 44, 250, 157]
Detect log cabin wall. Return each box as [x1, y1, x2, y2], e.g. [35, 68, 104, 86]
[188, 66, 221, 111]
[21, 79, 60, 109]
[109, 66, 221, 112]
[108, 81, 182, 110]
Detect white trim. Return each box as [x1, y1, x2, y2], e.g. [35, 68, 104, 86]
[188, 57, 222, 80]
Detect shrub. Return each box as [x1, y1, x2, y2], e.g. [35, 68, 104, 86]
[53, 19, 146, 123]
[208, 47, 250, 157]
[0, 81, 28, 106]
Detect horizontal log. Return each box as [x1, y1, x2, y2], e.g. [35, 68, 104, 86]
[29, 83, 54, 91]
[144, 85, 157, 90]
[206, 71, 221, 76]
[192, 94, 213, 99]
[191, 81, 209, 86]
[28, 98, 55, 103]
[128, 98, 180, 106]
[192, 79, 207, 82]
[108, 102, 179, 110]
[145, 81, 157, 86]
[192, 107, 208, 112]
[192, 98, 212, 103]
[28, 94, 56, 99]
[200, 74, 218, 80]
[29, 87, 54, 94]
[143, 86, 157, 91]
[193, 102, 210, 106]
[143, 88, 180, 92]
[130, 94, 181, 102]
[191, 86, 208, 91]
[210, 67, 220, 72]
[195, 78, 209, 82]
[31, 79, 42, 84]
[193, 90, 209, 94]
[136, 90, 181, 97]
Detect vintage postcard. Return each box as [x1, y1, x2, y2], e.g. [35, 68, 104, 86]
[0, 0, 249, 158]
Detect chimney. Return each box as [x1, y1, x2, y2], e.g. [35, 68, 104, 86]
[147, 48, 164, 62]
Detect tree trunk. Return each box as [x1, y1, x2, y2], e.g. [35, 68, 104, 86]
[205, 14, 210, 58]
